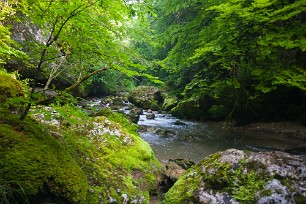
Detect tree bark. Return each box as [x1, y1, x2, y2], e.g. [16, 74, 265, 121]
[33, 66, 109, 106]
[65, 67, 108, 93]
[44, 54, 67, 90]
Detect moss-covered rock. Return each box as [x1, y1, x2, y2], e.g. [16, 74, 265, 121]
[163, 149, 306, 204]
[162, 95, 178, 111]
[0, 70, 26, 114]
[171, 97, 205, 120]
[0, 71, 25, 103]
[0, 70, 162, 203]
[0, 111, 88, 203]
[128, 86, 164, 111]
[31, 105, 162, 203]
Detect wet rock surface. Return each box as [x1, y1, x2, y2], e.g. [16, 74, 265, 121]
[128, 86, 164, 110]
[163, 149, 306, 204]
[146, 112, 156, 120]
[164, 159, 195, 182]
[174, 120, 186, 125]
[126, 107, 144, 123]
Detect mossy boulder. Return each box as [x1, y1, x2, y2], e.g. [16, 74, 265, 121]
[0, 111, 88, 203]
[0, 73, 24, 102]
[31, 106, 162, 203]
[171, 94, 215, 120]
[163, 149, 306, 204]
[128, 86, 164, 111]
[171, 97, 205, 120]
[162, 95, 178, 111]
[0, 71, 25, 111]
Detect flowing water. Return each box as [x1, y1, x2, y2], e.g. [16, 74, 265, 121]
[137, 110, 304, 163]
[87, 99, 305, 163]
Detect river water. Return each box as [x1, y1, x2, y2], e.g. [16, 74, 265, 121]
[87, 99, 304, 163]
[137, 110, 304, 163]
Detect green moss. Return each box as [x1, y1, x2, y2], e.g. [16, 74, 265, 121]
[0, 111, 88, 203]
[230, 170, 267, 203]
[162, 95, 178, 111]
[0, 71, 25, 103]
[0, 85, 162, 204]
[0, 70, 27, 114]
[162, 168, 202, 204]
[171, 97, 204, 119]
[295, 194, 306, 204]
[47, 106, 162, 203]
[94, 108, 138, 134]
[128, 86, 164, 110]
[163, 151, 270, 203]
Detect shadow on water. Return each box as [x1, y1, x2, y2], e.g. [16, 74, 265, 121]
[137, 111, 304, 163]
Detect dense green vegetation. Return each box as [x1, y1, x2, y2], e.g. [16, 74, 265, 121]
[1, 0, 159, 119]
[1, 0, 305, 123]
[1, 0, 306, 203]
[0, 71, 161, 203]
[140, 0, 306, 124]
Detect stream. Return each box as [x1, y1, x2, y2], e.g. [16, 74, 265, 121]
[87, 98, 305, 163]
[137, 110, 305, 163]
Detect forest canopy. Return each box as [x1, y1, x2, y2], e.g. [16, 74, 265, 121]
[1, 0, 306, 123]
[1, 0, 157, 93]
[141, 0, 306, 124]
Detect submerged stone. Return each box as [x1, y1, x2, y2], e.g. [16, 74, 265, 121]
[174, 120, 186, 125]
[146, 113, 155, 120]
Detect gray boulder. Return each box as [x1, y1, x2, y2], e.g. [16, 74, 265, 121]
[163, 149, 306, 204]
[146, 113, 155, 120]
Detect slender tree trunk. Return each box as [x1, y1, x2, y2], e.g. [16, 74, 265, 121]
[65, 67, 108, 93]
[34, 66, 109, 105]
[20, 51, 47, 120]
[20, 4, 92, 120]
[44, 70, 55, 91]
[44, 54, 67, 90]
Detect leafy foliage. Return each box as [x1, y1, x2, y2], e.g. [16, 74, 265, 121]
[2, 0, 157, 95]
[0, 0, 27, 66]
[148, 0, 306, 123]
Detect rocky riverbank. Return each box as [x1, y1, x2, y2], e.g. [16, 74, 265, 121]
[0, 76, 163, 203]
[1, 77, 306, 203]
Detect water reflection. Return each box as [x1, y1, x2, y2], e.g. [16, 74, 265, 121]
[138, 111, 303, 163]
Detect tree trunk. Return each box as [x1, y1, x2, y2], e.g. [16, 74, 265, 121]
[65, 67, 108, 93]
[20, 4, 93, 120]
[44, 54, 67, 90]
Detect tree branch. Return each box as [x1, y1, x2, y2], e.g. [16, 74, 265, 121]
[20, 1, 98, 120]
[65, 66, 109, 93]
